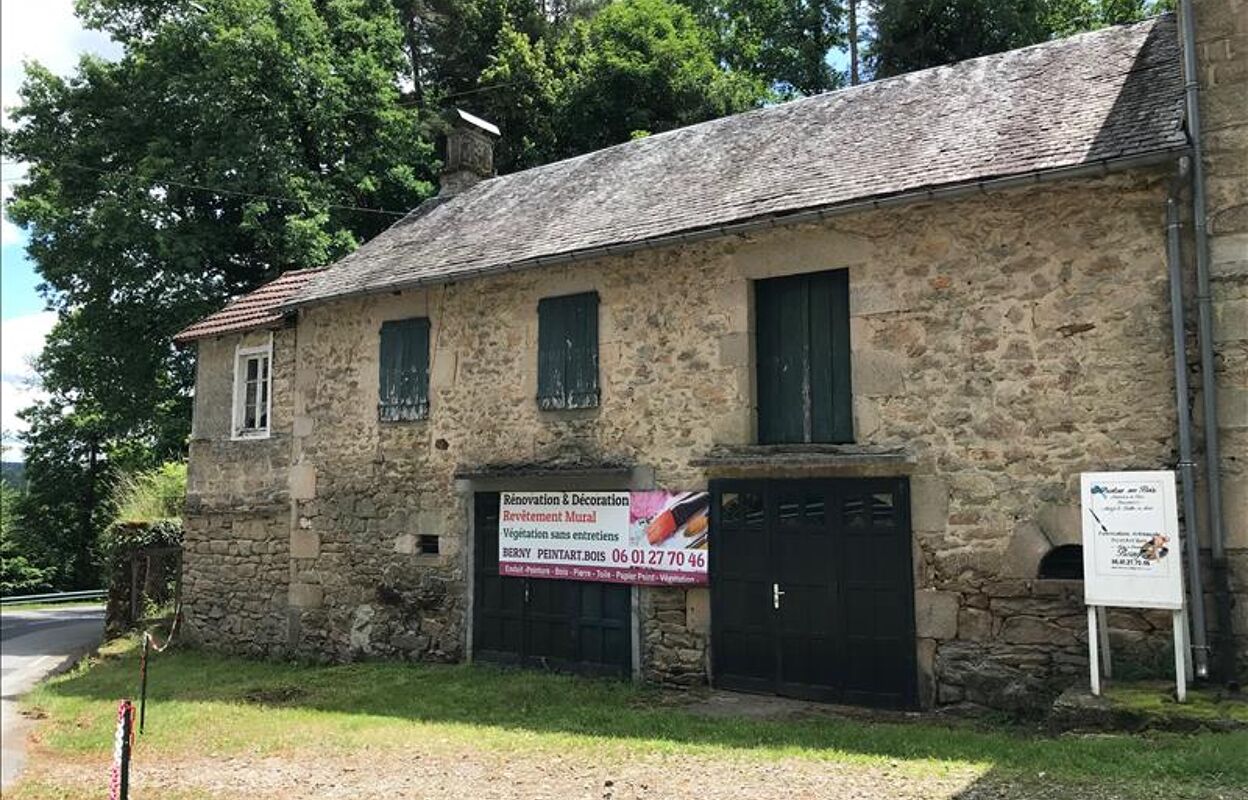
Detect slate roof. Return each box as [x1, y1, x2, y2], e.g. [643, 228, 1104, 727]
[173, 269, 323, 343]
[289, 14, 1185, 308]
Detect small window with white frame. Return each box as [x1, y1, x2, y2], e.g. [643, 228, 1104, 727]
[233, 341, 272, 439]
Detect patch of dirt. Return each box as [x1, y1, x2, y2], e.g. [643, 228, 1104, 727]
[20, 747, 1235, 800]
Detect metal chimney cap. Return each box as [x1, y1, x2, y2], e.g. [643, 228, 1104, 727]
[454, 108, 500, 138]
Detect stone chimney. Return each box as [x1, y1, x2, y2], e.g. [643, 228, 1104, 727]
[439, 109, 500, 196]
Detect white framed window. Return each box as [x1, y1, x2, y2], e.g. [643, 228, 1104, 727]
[232, 339, 273, 439]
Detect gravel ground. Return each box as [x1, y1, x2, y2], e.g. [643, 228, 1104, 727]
[19, 746, 1244, 800]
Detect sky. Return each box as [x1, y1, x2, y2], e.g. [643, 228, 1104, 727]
[1, 0, 121, 457]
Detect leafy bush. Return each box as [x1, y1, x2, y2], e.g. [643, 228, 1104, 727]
[100, 519, 184, 558]
[112, 462, 187, 524]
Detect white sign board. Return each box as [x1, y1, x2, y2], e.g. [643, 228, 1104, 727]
[1080, 471, 1183, 610]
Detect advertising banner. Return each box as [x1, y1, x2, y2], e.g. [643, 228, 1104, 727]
[498, 491, 710, 586]
[1080, 471, 1183, 610]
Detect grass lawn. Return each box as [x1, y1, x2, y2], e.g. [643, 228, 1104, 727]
[9, 637, 1248, 799]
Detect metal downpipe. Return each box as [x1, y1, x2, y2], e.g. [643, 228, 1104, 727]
[1178, 0, 1238, 686]
[1167, 169, 1209, 678]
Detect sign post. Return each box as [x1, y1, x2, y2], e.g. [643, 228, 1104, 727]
[110, 699, 135, 800]
[1081, 471, 1187, 701]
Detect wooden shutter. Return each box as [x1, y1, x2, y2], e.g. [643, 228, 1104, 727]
[538, 293, 599, 410]
[756, 270, 852, 444]
[379, 318, 430, 421]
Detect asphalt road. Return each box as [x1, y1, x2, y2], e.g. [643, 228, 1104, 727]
[1, 606, 104, 788]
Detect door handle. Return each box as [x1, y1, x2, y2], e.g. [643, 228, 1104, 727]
[773, 583, 785, 609]
[524, 583, 531, 604]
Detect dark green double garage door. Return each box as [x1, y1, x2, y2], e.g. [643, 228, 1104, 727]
[472, 479, 917, 708]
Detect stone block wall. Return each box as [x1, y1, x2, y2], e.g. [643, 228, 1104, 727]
[181, 502, 290, 657]
[182, 327, 296, 655]
[182, 164, 1239, 706]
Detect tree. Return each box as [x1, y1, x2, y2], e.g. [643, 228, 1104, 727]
[867, 0, 1050, 78]
[1, 0, 778, 590]
[679, 0, 846, 95]
[2, 0, 437, 588]
[5, 402, 108, 590]
[848, 0, 860, 85]
[555, 0, 767, 153]
[472, 23, 566, 172]
[1045, 0, 1173, 37]
[867, 0, 1175, 79]
[0, 449, 54, 596]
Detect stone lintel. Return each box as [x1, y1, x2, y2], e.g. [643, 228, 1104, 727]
[691, 444, 915, 479]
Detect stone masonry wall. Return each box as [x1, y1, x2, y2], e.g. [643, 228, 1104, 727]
[1196, 0, 1248, 673]
[182, 166, 1238, 707]
[285, 171, 1183, 704]
[183, 328, 296, 654]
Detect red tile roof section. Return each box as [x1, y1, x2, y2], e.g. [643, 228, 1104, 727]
[173, 269, 324, 344]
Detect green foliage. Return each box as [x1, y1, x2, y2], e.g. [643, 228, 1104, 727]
[2, 0, 436, 590]
[1045, 0, 1174, 37]
[100, 518, 184, 559]
[1, 482, 56, 596]
[555, 0, 767, 154]
[868, 0, 1051, 78]
[474, 22, 566, 171]
[469, 0, 769, 172]
[867, 0, 1175, 78]
[679, 0, 846, 95]
[112, 462, 187, 524]
[7, 403, 111, 590]
[3, 0, 437, 457]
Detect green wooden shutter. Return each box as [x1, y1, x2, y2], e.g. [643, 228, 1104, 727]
[379, 318, 430, 421]
[755, 270, 852, 444]
[538, 292, 599, 410]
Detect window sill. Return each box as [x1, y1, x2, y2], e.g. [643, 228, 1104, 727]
[691, 443, 915, 478]
[537, 395, 600, 412]
[231, 429, 271, 442]
[379, 403, 429, 423]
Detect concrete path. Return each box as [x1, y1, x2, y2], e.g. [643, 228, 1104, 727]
[1, 606, 104, 789]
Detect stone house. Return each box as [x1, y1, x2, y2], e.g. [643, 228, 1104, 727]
[174, 7, 1246, 710]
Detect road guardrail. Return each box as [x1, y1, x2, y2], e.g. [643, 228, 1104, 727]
[0, 589, 107, 606]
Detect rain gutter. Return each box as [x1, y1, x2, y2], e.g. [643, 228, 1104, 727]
[1167, 159, 1209, 679]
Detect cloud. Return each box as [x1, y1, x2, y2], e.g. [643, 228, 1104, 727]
[1, 311, 56, 458]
